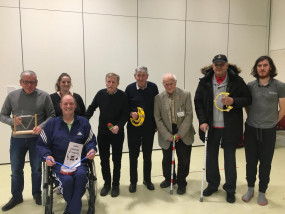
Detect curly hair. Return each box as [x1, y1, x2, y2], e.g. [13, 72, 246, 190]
[251, 56, 277, 78]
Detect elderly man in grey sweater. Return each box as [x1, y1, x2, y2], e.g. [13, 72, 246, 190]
[0, 70, 55, 211]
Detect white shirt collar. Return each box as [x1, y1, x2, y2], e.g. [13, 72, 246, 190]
[136, 82, 148, 90]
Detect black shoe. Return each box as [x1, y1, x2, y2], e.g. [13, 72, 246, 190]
[177, 186, 186, 195]
[63, 209, 72, 214]
[100, 184, 111, 196]
[111, 185, 120, 197]
[33, 195, 42, 205]
[160, 180, 176, 188]
[143, 181, 155, 190]
[2, 197, 23, 211]
[226, 192, 236, 203]
[203, 187, 218, 196]
[129, 183, 136, 193]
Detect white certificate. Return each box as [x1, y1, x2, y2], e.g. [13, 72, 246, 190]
[63, 142, 83, 169]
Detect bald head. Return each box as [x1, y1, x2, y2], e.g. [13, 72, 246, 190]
[60, 94, 77, 116]
[162, 73, 177, 95]
[60, 94, 76, 103]
[162, 73, 176, 83]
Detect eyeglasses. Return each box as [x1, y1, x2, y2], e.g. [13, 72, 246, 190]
[21, 80, 37, 85]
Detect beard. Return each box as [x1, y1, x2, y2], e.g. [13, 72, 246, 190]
[257, 71, 270, 79]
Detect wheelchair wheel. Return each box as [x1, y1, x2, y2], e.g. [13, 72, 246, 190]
[42, 162, 54, 214]
[87, 160, 97, 214]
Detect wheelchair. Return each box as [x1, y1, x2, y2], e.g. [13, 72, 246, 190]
[42, 160, 97, 214]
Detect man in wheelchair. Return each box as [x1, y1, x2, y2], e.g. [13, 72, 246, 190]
[37, 94, 97, 214]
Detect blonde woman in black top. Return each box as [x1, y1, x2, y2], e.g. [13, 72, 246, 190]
[50, 73, 86, 117]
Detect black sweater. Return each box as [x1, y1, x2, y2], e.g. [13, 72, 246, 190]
[125, 81, 159, 125]
[50, 92, 86, 117]
[85, 89, 129, 134]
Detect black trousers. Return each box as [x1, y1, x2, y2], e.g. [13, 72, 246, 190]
[97, 132, 124, 186]
[206, 128, 237, 193]
[162, 132, 192, 187]
[127, 121, 155, 184]
[244, 123, 276, 193]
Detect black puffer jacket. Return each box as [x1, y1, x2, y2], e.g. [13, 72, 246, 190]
[194, 64, 251, 143]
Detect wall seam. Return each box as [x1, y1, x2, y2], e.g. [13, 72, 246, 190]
[137, 0, 139, 66]
[82, 0, 87, 104]
[227, 0, 230, 57]
[267, 0, 272, 55]
[19, 0, 24, 71]
[183, 0, 187, 89]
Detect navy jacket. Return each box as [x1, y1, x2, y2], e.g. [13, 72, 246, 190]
[37, 115, 97, 164]
[125, 81, 159, 129]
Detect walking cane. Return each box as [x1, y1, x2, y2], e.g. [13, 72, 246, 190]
[170, 134, 180, 195]
[200, 128, 209, 202]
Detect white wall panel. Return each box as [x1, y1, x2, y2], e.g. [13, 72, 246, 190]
[21, 9, 85, 97]
[21, 0, 82, 12]
[230, 0, 269, 26]
[0, 7, 23, 164]
[270, 0, 285, 50]
[84, 0, 137, 17]
[187, 0, 229, 23]
[228, 24, 268, 81]
[185, 22, 228, 93]
[139, 0, 186, 20]
[138, 18, 185, 92]
[0, 0, 18, 7]
[270, 50, 285, 82]
[185, 21, 228, 145]
[84, 14, 137, 103]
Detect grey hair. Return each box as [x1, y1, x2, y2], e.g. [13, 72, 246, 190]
[20, 70, 37, 80]
[106, 73, 120, 83]
[135, 66, 148, 75]
[162, 73, 177, 82]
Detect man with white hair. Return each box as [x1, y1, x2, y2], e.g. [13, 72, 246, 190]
[154, 73, 195, 194]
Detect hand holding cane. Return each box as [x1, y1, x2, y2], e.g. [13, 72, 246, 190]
[200, 127, 209, 202]
[170, 134, 180, 195]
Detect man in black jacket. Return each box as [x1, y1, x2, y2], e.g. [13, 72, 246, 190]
[194, 54, 251, 203]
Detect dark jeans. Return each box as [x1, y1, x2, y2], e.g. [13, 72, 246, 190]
[97, 132, 124, 186]
[206, 128, 237, 193]
[244, 123, 276, 193]
[10, 137, 42, 199]
[127, 121, 155, 184]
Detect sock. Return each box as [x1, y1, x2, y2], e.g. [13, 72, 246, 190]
[257, 192, 268, 206]
[242, 187, 254, 202]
